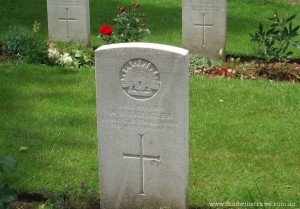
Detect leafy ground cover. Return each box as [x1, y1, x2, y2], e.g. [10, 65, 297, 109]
[0, 64, 299, 208]
[190, 55, 300, 83]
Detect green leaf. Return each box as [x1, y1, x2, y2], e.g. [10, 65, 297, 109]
[0, 156, 17, 173]
[139, 28, 150, 36]
[266, 28, 275, 35]
[282, 17, 286, 25]
[74, 50, 83, 58]
[290, 72, 300, 79]
[286, 14, 296, 23]
[259, 23, 264, 34]
[0, 183, 18, 203]
[289, 22, 293, 33]
[292, 25, 300, 33]
[282, 27, 288, 37]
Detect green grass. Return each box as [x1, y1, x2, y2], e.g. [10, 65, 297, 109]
[0, 64, 98, 192]
[0, 64, 299, 207]
[189, 77, 300, 207]
[0, 0, 300, 57]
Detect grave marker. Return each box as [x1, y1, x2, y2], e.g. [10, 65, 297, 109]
[183, 0, 227, 60]
[95, 43, 189, 209]
[47, 0, 90, 45]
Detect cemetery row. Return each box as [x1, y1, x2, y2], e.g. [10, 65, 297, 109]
[47, 0, 227, 60]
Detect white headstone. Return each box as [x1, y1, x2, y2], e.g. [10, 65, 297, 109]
[95, 43, 189, 209]
[182, 0, 227, 60]
[47, 0, 90, 45]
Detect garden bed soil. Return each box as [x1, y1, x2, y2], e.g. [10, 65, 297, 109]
[10, 194, 46, 209]
[0, 55, 8, 61]
[10, 201, 39, 209]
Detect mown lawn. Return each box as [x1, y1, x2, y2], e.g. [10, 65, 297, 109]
[0, 64, 299, 207]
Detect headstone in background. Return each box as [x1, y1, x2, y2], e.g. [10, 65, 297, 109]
[95, 43, 189, 209]
[47, 0, 90, 45]
[182, 0, 227, 60]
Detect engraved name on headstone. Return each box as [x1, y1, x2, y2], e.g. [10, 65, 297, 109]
[183, 0, 227, 60]
[96, 43, 189, 209]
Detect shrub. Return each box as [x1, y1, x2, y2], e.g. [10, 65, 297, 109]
[250, 12, 300, 62]
[39, 182, 99, 209]
[2, 21, 48, 64]
[98, 3, 150, 44]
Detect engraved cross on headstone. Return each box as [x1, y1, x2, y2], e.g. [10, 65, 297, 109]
[194, 13, 213, 46]
[123, 134, 160, 195]
[59, 8, 76, 39]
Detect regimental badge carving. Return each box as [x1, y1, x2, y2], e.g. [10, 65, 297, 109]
[120, 59, 161, 100]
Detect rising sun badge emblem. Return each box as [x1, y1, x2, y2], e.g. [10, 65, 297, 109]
[120, 59, 161, 100]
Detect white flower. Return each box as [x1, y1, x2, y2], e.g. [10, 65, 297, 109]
[48, 48, 60, 59]
[59, 53, 73, 66]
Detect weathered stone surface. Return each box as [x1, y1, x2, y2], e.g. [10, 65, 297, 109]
[95, 43, 189, 209]
[47, 0, 90, 45]
[183, 0, 227, 60]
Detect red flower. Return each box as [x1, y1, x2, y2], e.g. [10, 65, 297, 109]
[99, 25, 113, 36]
[119, 7, 127, 12]
[220, 69, 227, 76]
[135, 3, 141, 8]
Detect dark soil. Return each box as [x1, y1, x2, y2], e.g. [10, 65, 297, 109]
[0, 55, 8, 61]
[10, 200, 39, 209]
[10, 193, 46, 209]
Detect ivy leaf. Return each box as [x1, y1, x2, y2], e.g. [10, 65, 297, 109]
[0, 156, 17, 173]
[139, 28, 150, 36]
[0, 183, 18, 202]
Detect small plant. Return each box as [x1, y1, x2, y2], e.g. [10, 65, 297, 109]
[250, 11, 300, 63]
[0, 155, 18, 209]
[2, 21, 48, 64]
[286, 66, 300, 83]
[189, 55, 222, 76]
[98, 3, 150, 44]
[48, 41, 94, 68]
[39, 181, 99, 209]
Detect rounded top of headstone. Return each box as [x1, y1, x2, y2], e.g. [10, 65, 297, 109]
[95, 42, 189, 56]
